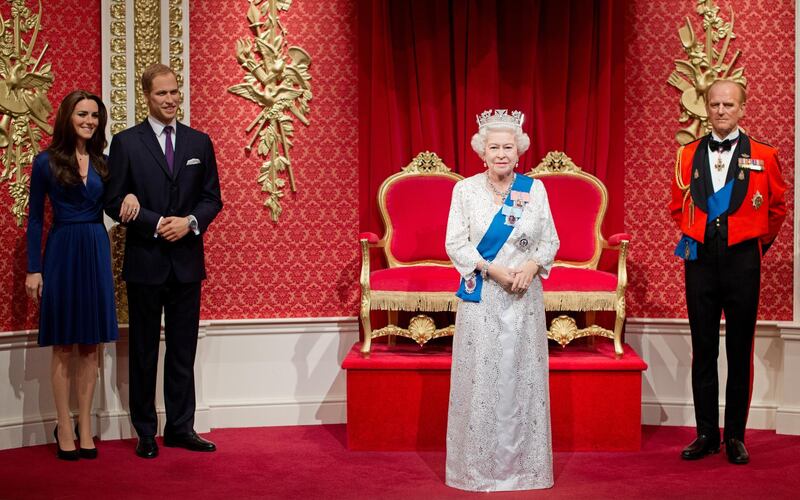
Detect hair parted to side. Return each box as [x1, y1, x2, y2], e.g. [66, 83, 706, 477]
[471, 122, 531, 159]
[705, 78, 747, 105]
[47, 90, 109, 186]
[141, 63, 177, 94]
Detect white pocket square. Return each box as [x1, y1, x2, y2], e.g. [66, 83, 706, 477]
[186, 158, 201, 165]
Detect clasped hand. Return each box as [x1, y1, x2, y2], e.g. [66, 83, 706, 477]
[157, 216, 191, 242]
[488, 261, 540, 294]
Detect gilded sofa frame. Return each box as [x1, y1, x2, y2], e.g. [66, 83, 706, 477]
[359, 152, 463, 354]
[526, 151, 630, 357]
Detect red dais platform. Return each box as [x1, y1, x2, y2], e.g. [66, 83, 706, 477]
[343, 340, 647, 451]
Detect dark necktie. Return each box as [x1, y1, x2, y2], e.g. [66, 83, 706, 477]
[709, 137, 736, 152]
[164, 125, 174, 173]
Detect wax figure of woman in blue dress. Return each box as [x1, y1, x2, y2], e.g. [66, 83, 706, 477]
[25, 90, 139, 460]
[445, 109, 560, 491]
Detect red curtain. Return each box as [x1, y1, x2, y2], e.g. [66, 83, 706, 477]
[359, 0, 625, 239]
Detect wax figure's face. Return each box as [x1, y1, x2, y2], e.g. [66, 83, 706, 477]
[71, 98, 100, 143]
[706, 81, 744, 138]
[146, 72, 181, 124]
[484, 130, 518, 178]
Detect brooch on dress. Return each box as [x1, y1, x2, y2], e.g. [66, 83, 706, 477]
[516, 232, 531, 252]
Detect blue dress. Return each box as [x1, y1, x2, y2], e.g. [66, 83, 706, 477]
[26, 152, 119, 346]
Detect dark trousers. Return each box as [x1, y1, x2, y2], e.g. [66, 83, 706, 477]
[127, 277, 201, 438]
[684, 235, 759, 442]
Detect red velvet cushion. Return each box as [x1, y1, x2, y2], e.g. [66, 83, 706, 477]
[543, 267, 617, 292]
[539, 176, 603, 263]
[383, 176, 457, 262]
[370, 266, 461, 292]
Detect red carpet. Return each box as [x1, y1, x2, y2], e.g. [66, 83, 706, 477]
[1, 425, 798, 499]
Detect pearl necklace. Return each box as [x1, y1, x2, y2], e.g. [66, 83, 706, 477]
[486, 172, 515, 200]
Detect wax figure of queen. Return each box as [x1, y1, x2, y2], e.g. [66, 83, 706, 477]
[445, 110, 559, 491]
[104, 64, 223, 458]
[669, 79, 786, 465]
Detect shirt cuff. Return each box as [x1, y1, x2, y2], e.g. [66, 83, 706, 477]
[154, 216, 164, 238]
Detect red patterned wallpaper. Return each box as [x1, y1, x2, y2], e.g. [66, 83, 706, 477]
[0, 0, 794, 330]
[0, 0, 102, 331]
[189, 0, 360, 318]
[624, 0, 795, 320]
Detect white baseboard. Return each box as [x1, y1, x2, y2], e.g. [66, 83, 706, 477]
[0, 317, 358, 450]
[775, 406, 800, 434]
[208, 397, 347, 429]
[642, 397, 776, 430]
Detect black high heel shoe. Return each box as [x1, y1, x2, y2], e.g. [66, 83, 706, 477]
[53, 425, 79, 461]
[74, 424, 98, 459]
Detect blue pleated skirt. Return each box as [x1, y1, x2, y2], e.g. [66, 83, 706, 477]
[38, 222, 119, 346]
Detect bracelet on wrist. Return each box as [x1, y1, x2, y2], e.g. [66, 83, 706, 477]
[481, 261, 491, 280]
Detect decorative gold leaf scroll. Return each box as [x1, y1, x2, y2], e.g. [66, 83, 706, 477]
[228, 0, 312, 222]
[0, 0, 53, 226]
[668, 0, 746, 145]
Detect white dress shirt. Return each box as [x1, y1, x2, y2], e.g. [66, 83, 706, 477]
[708, 129, 740, 193]
[147, 115, 177, 154]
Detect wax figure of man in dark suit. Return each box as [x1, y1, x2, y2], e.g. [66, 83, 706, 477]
[669, 79, 786, 464]
[105, 63, 223, 459]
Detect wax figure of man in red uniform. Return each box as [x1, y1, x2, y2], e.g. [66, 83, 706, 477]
[669, 79, 786, 465]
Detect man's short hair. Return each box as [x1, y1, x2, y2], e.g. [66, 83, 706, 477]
[141, 63, 177, 94]
[705, 79, 747, 105]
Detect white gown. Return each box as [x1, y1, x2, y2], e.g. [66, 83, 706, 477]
[444, 173, 560, 492]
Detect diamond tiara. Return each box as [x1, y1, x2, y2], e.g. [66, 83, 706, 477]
[476, 109, 524, 129]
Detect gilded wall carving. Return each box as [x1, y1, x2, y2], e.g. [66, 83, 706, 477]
[228, 0, 313, 222]
[0, 0, 53, 226]
[668, 0, 746, 145]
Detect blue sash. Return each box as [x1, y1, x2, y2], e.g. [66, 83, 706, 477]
[456, 175, 534, 302]
[675, 180, 733, 261]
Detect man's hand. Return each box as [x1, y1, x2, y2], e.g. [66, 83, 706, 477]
[158, 216, 191, 242]
[25, 273, 43, 302]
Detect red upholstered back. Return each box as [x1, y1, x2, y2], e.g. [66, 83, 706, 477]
[537, 175, 604, 264]
[382, 175, 458, 263]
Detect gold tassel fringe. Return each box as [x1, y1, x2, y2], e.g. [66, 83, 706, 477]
[370, 291, 459, 312]
[544, 292, 617, 311]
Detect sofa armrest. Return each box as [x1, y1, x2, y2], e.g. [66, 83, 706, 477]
[359, 231, 385, 248]
[605, 232, 632, 248]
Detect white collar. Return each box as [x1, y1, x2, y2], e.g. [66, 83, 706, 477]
[710, 129, 740, 143]
[147, 116, 177, 136]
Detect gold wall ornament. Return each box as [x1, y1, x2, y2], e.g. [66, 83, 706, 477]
[108, 0, 128, 135]
[0, 0, 53, 226]
[228, 0, 312, 222]
[133, 0, 161, 122]
[668, 0, 746, 145]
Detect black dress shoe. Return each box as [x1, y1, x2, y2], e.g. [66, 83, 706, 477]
[725, 438, 750, 464]
[163, 430, 216, 452]
[681, 434, 720, 460]
[136, 436, 159, 459]
[74, 424, 98, 459]
[53, 425, 79, 461]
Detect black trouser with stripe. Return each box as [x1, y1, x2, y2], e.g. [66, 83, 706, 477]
[684, 234, 759, 442]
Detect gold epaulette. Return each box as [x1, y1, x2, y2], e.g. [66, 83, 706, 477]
[673, 145, 694, 226]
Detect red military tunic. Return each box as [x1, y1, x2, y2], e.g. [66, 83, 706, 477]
[670, 135, 786, 249]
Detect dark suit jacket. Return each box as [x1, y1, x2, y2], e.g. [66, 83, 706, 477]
[104, 120, 223, 284]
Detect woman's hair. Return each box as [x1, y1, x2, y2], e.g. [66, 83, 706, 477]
[47, 90, 108, 186]
[470, 122, 531, 159]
